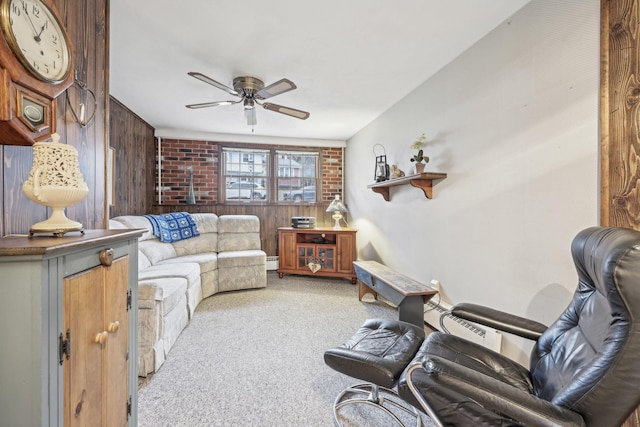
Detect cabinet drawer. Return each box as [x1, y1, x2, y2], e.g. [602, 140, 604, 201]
[64, 241, 130, 276]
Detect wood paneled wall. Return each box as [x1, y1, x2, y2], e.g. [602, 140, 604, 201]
[601, 0, 640, 230]
[0, 0, 108, 236]
[601, 1, 640, 426]
[109, 97, 155, 217]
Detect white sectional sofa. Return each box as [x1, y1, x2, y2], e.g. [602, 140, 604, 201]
[109, 213, 266, 376]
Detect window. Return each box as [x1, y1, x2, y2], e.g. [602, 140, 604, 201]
[277, 151, 319, 202]
[222, 148, 268, 201]
[220, 146, 320, 203]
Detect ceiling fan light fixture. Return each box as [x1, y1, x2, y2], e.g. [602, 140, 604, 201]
[244, 98, 255, 110]
[244, 101, 257, 126]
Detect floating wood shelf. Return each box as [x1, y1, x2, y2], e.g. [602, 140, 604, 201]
[368, 172, 447, 201]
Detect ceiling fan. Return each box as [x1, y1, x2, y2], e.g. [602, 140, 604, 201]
[186, 72, 310, 126]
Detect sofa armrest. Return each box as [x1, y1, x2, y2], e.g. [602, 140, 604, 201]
[138, 281, 163, 303]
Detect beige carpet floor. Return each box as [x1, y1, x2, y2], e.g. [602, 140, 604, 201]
[136, 272, 434, 426]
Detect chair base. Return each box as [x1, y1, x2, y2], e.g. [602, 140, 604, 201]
[333, 382, 423, 427]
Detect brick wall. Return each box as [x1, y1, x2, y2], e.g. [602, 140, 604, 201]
[157, 138, 342, 204]
[322, 147, 343, 201]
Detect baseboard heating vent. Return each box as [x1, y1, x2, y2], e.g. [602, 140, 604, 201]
[266, 256, 279, 271]
[424, 300, 502, 353]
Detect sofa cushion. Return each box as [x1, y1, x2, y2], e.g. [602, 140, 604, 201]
[138, 251, 152, 272]
[157, 253, 217, 274]
[110, 215, 156, 241]
[217, 250, 265, 268]
[218, 215, 261, 252]
[139, 262, 202, 318]
[139, 263, 201, 289]
[155, 253, 219, 300]
[191, 213, 218, 233]
[108, 219, 127, 230]
[172, 233, 218, 257]
[218, 215, 259, 233]
[139, 240, 178, 265]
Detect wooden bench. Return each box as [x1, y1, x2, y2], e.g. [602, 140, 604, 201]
[353, 260, 438, 327]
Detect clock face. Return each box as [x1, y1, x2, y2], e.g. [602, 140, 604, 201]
[1, 0, 71, 83]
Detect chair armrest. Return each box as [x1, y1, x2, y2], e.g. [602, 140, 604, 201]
[409, 356, 585, 427]
[446, 302, 548, 340]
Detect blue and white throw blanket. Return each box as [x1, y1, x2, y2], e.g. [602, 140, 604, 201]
[144, 212, 200, 243]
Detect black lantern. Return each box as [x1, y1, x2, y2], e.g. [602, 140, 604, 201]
[373, 144, 390, 182]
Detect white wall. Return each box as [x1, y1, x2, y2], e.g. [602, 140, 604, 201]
[344, 0, 599, 364]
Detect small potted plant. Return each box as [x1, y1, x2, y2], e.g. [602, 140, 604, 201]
[410, 133, 429, 174]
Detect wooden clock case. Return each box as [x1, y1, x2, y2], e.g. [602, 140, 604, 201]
[0, 0, 74, 146]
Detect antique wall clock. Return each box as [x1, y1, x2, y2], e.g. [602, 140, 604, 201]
[0, 0, 74, 145]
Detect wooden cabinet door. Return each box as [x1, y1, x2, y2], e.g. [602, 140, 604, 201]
[64, 266, 105, 426]
[337, 233, 355, 274]
[63, 255, 130, 427]
[104, 256, 130, 427]
[279, 231, 297, 270]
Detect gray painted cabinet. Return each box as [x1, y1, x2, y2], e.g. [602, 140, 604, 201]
[0, 230, 141, 426]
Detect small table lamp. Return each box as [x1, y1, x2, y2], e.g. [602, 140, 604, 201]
[326, 194, 347, 230]
[22, 133, 89, 237]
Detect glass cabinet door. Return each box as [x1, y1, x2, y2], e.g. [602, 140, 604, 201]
[297, 246, 315, 268]
[317, 247, 335, 271]
[295, 244, 337, 272]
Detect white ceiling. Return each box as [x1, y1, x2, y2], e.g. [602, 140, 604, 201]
[109, 0, 530, 143]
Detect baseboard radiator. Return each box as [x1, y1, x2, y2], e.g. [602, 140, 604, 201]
[266, 256, 279, 271]
[423, 300, 503, 353]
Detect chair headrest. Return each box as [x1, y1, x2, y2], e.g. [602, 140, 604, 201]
[572, 226, 640, 309]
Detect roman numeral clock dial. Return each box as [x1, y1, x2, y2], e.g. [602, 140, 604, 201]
[0, 0, 73, 145]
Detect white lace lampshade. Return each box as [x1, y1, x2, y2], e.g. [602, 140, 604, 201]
[22, 133, 89, 237]
[326, 194, 347, 230]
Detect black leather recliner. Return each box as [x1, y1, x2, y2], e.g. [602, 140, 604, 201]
[398, 226, 640, 427]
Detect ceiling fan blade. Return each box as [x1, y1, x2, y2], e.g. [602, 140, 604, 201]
[262, 102, 310, 120]
[188, 72, 239, 97]
[256, 78, 297, 99]
[186, 99, 242, 109]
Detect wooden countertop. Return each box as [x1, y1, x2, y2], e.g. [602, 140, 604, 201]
[0, 229, 144, 256]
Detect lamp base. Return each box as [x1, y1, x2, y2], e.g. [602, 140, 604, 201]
[332, 213, 343, 230]
[28, 208, 85, 238]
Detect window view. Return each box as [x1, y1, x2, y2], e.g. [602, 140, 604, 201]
[221, 147, 320, 203]
[223, 148, 268, 200]
[277, 151, 319, 202]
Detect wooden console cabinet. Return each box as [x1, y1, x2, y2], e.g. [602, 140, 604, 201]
[277, 227, 357, 283]
[0, 229, 142, 427]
